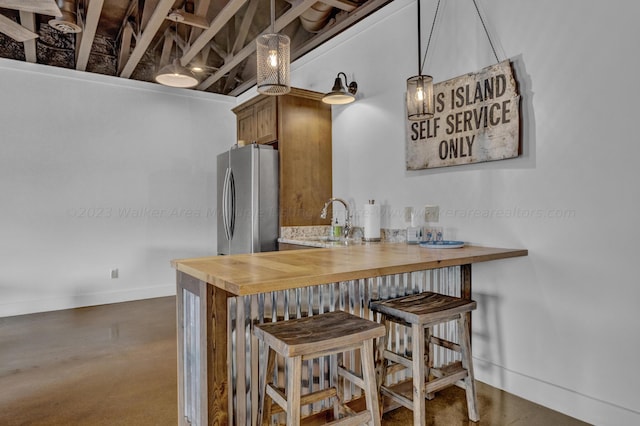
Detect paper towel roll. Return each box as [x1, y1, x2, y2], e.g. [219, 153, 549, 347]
[363, 202, 381, 241]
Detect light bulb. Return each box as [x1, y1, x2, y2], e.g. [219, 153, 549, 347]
[268, 50, 278, 68]
[415, 85, 425, 101]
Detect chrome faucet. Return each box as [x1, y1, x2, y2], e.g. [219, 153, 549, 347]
[320, 197, 353, 239]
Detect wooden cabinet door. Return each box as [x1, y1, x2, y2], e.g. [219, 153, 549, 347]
[278, 91, 332, 227]
[254, 97, 277, 144]
[236, 107, 256, 143]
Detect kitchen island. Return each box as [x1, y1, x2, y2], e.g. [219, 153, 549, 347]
[171, 243, 527, 426]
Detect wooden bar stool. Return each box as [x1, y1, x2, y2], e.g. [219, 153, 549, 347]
[370, 292, 479, 425]
[253, 310, 385, 426]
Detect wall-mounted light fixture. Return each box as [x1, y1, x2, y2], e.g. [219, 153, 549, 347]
[406, 0, 440, 121]
[256, 0, 291, 95]
[155, 17, 198, 89]
[322, 72, 358, 104]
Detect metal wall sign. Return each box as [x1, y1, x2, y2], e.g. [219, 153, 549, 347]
[406, 60, 521, 170]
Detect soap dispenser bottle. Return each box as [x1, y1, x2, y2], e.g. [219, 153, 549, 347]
[405, 207, 422, 244]
[329, 217, 342, 241]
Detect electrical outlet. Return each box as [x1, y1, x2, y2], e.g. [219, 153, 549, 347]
[424, 205, 439, 222]
[110, 268, 119, 279]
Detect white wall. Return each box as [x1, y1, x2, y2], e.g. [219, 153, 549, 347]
[0, 59, 235, 317]
[289, 0, 640, 424]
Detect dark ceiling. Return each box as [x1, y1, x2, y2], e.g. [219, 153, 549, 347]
[0, 0, 393, 96]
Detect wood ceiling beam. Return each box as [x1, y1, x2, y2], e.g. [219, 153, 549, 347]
[188, 0, 210, 45]
[0, 0, 61, 17]
[159, 29, 174, 68]
[228, 0, 392, 96]
[140, 0, 159, 33]
[119, 0, 175, 79]
[0, 14, 38, 42]
[18, 12, 37, 63]
[223, 0, 259, 92]
[230, 0, 258, 54]
[320, 0, 357, 12]
[197, 0, 318, 91]
[118, 21, 134, 74]
[76, 0, 105, 71]
[180, 0, 249, 66]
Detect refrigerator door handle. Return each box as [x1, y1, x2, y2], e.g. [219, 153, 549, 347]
[222, 167, 231, 241]
[228, 169, 236, 239]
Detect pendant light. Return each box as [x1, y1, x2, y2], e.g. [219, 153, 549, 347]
[155, 16, 198, 89]
[256, 0, 291, 95]
[406, 0, 440, 121]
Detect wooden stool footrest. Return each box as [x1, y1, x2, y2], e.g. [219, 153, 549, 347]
[430, 335, 461, 353]
[383, 349, 413, 369]
[424, 367, 468, 395]
[266, 384, 338, 413]
[380, 384, 414, 411]
[325, 410, 372, 426]
[336, 365, 365, 389]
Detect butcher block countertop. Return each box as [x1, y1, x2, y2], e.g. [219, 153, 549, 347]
[171, 244, 528, 296]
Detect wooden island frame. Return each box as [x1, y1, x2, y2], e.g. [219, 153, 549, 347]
[171, 243, 527, 425]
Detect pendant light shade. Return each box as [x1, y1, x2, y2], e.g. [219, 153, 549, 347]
[407, 0, 440, 121]
[407, 74, 434, 120]
[256, 33, 291, 95]
[155, 58, 199, 88]
[155, 17, 199, 89]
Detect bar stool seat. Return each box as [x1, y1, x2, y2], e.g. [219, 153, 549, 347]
[370, 292, 479, 425]
[253, 310, 385, 426]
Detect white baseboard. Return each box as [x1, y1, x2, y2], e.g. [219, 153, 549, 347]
[0, 285, 176, 318]
[475, 357, 640, 426]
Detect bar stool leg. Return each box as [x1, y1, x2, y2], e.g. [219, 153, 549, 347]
[333, 352, 343, 420]
[361, 338, 382, 426]
[412, 323, 426, 426]
[458, 314, 479, 422]
[424, 326, 435, 400]
[285, 355, 303, 426]
[374, 314, 389, 394]
[258, 346, 276, 425]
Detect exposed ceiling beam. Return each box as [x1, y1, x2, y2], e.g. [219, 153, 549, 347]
[140, 0, 159, 33]
[18, 11, 37, 63]
[165, 10, 209, 29]
[223, 0, 259, 92]
[117, 21, 134, 74]
[231, 0, 258, 54]
[320, 0, 357, 12]
[0, 14, 38, 42]
[119, 0, 175, 79]
[0, 0, 62, 17]
[76, 0, 105, 71]
[228, 0, 392, 96]
[159, 29, 174, 68]
[197, 0, 318, 91]
[180, 0, 249, 66]
[188, 0, 210, 45]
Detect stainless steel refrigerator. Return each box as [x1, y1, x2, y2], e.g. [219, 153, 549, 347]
[217, 144, 279, 255]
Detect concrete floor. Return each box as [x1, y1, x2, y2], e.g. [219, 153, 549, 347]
[0, 297, 589, 425]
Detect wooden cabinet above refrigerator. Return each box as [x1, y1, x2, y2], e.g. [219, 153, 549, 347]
[232, 88, 332, 227]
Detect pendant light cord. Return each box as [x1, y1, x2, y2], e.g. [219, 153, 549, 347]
[419, 0, 441, 75]
[419, 0, 501, 74]
[472, 0, 500, 63]
[270, 0, 275, 33]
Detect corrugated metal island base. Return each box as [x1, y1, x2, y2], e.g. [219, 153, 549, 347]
[171, 244, 527, 426]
